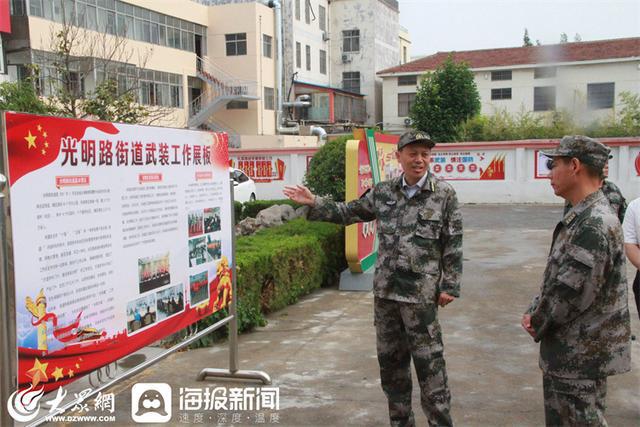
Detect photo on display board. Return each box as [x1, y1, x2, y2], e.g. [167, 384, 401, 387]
[187, 210, 204, 237]
[126, 294, 157, 334]
[204, 207, 221, 233]
[155, 283, 185, 321]
[206, 235, 222, 261]
[138, 253, 171, 293]
[188, 236, 213, 267]
[189, 271, 209, 305]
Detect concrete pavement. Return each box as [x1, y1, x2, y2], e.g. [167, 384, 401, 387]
[68, 204, 640, 426]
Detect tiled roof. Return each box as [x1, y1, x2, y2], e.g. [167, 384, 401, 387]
[378, 37, 640, 75]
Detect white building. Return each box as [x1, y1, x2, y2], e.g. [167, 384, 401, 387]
[378, 37, 640, 134]
[330, 0, 400, 126]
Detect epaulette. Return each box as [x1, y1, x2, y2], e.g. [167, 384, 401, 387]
[564, 211, 577, 226]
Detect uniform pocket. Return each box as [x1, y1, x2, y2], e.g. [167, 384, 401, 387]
[416, 210, 442, 240]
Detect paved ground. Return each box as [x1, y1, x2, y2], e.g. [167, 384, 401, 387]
[67, 205, 639, 426]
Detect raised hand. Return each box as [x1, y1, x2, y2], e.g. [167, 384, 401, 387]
[283, 185, 316, 206]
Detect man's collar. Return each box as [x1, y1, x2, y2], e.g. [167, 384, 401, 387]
[562, 190, 603, 226]
[397, 172, 435, 193]
[402, 172, 428, 189]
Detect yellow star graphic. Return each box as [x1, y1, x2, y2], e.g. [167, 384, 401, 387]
[75, 363, 80, 369]
[26, 358, 49, 387]
[44, 142, 49, 148]
[43, 131, 48, 138]
[41, 149, 46, 155]
[37, 125, 42, 132]
[24, 131, 37, 149]
[52, 367, 64, 381]
[68, 369, 74, 378]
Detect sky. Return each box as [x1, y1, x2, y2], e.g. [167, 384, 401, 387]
[398, 0, 640, 57]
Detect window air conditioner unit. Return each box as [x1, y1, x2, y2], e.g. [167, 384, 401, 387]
[404, 118, 412, 126]
[322, 31, 330, 41]
[341, 54, 351, 64]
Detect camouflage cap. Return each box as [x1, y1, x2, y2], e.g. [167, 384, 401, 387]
[541, 135, 611, 170]
[397, 130, 435, 150]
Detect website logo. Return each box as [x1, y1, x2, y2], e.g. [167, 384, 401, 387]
[6, 385, 45, 422]
[131, 383, 172, 423]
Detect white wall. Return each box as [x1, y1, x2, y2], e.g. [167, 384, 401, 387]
[230, 147, 319, 200]
[232, 138, 640, 203]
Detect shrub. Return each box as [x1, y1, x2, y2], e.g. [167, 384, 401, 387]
[458, 100, 640, 142]
[191, 219, 345, 347]
[233, 201, 243, 223]
[304, 135, 351, 202]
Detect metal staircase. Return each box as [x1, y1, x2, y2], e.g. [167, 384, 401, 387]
[202, 119, 241, 148]
[187, 56, 260, 131]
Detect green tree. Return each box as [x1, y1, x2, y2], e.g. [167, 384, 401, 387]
[523, 28, 533, 47]
[559, 32, 568, 43]
[304, 135, 350, 202]
[83, 79, 148, 124]
[409, 56, 481, 142]
[0, 79, 57, 115]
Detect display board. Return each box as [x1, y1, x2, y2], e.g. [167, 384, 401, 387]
[344, 130, 400, 273]
[2, 112, 233, 392]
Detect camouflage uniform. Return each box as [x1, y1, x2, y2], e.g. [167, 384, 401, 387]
[564, 179, 627, 223]
[527, 136, 631, 427]
[309, 172, 463, 427]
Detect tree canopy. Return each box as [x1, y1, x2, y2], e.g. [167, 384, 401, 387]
[409, 56, 481, 142]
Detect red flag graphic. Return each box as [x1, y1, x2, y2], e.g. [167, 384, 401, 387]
[4, 112, 119, 186]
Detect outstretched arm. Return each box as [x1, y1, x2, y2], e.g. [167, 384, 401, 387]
[283, 185, 316, 206]
[284, 184, 377, 225]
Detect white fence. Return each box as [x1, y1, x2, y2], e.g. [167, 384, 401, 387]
[231, 137, 640, 204]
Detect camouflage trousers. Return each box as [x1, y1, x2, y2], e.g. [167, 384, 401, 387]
[374, 297, 452, 427]
[543, 374, 608, 427]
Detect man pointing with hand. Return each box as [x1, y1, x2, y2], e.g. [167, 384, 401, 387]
[284, 131, 463, 427]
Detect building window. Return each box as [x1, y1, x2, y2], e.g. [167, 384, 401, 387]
[227, 100, 248, 109]
[262, 34, 272, 58]
[225, 33, 246, 56]
[304, 0, 310, 24]
[29, 0, 206, 55]
[343, 29, 360, 53]
[491, 70, 512, 81]
[343, 71, 360, 93]
[534, 67, 557, 79]
[491, 88, 512, 100]
[296, 42, 301, 68]
[264, 87, 274, 110]
[398, 75, 417, 86]
[295, 0, 300, 20]
[534, 86, 556, 111]
[398, 93, 416, 117]
[587, 82, 615, 109]
[305, 44, 311, 71]
[319, 5, 326, 31]
[319, 49, 327, 75]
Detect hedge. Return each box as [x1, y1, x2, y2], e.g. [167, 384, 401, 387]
[191, 218, 345, 347]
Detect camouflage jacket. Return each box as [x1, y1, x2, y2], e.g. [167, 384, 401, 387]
[309, 173, 463, 304]
[528, 190, 631, 379]
[564, 179, 627, 223]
